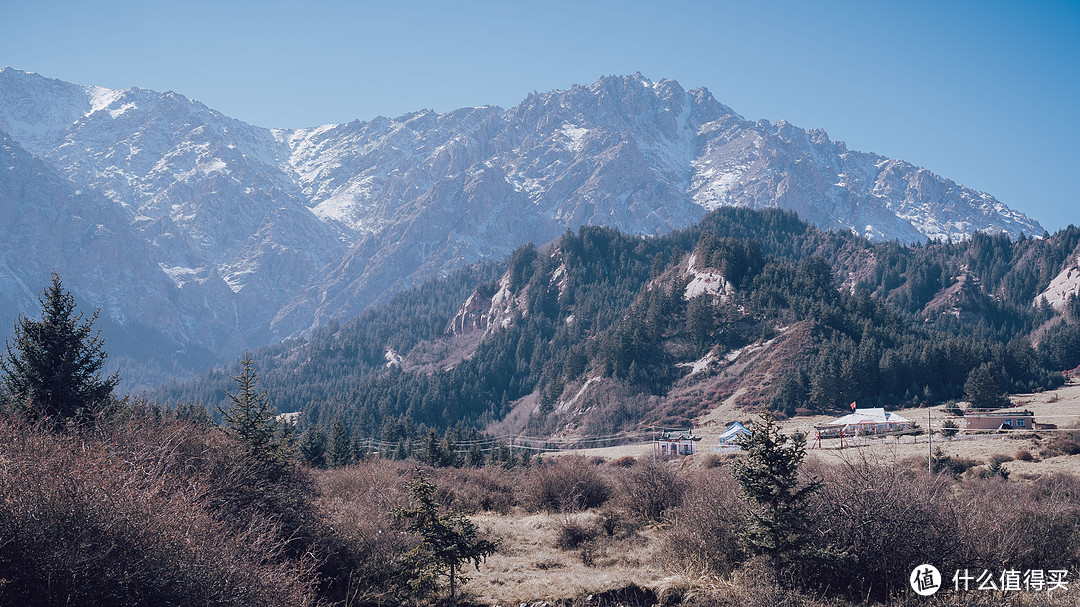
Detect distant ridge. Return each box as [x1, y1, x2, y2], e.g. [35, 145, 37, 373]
[0, 67, 1044, 382]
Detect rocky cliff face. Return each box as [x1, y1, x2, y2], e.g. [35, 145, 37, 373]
[0, 67, 1046, 379]
[1037, 242, 1080, 311]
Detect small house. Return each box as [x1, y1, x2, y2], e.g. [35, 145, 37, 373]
[813, 407, 912, 447]
[717, 421, 751, 450]
[962, 410, 1035, 431]
[655, 428, 701, 456]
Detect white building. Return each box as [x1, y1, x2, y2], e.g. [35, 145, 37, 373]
[813, 408, 912, 447]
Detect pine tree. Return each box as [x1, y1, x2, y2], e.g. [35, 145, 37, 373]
[732, 412, 821, 584]
[465, 443, 485, 467]
[964, 362, 1010, 409]
[396, 469, 499, 607]
[218, 352, 286, 468]
[1, 272, 118, 428]
[297, 426, 328, 468]
[327, 415, 352, 468]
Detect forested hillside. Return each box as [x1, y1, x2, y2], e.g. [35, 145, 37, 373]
[155, 208, 1080, 450]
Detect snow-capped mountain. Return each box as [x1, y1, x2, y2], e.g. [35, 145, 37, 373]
[0, 68, 1045, 379]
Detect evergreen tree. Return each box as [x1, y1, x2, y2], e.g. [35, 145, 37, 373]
[422, 428, 453, 467]
[964, 362, 1010, 409]
[770, 371, 808, 417]
[218, 352, 286, 468]
[349, 435, 368, 463]
[396, 469, 498, 607]
[297, 426, 328, 468]
[940, 420, 959, 437]
[440, 431, 461, 468]
[327, 415, 352, 468]
[465, 443, 485, 467]
[0, 272, 119, 428]
[732, 412, 821, 584]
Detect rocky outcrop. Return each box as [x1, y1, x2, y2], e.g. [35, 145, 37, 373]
[1036, 242, 1080, 311]
[922, 274, 991, 323]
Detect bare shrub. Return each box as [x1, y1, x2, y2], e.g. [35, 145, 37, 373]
[598, 508, 639, 539]
[0, 416, 318, 607]
[434, 465, 521, 514]
[700, 452, 727, 468]
[610, 455, 637, 467]
[672, 560, 851, 606]
[520, 455, 611, 512]
[661, 466, 745, 575]
[932, 448, 980, 476]
[308, 459, 422, 603]
[807, 456, 1080, 603]
[616, 457, 686, 522]
[978, 454, 1013, 479]
[807, 451, 961, 601]
[555, 516, 597, 550]
[952, 474, 1080, 574]
[1044, 430, 1080, 456]
[1015, 449, 1034, 461]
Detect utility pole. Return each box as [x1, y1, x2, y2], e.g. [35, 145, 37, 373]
[927, 408, 932, 474]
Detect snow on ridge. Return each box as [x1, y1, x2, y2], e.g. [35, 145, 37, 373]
[676, 351, 717, 375]
[560, 123, 590, 153]
[87, 86, 123, 116]
[108, 102, 138, 119]
[159, 264, 202, 288]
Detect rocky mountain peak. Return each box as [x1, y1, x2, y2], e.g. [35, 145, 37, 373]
[0, 69, 1048, 383]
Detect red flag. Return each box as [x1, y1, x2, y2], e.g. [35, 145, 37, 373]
[850, 401, 857, 411]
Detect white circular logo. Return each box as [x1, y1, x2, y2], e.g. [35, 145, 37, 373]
[910, 564, 941, 596]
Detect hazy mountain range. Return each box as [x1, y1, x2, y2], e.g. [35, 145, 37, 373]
[0, 67, 1044, 383]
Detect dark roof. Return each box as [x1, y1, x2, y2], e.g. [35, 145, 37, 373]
[659, 429, 700, 441]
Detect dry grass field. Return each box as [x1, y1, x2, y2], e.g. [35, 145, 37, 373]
[552, 376, 1080, 480]
[479, 378, 1080, 605]
[464, 511, 668, 605]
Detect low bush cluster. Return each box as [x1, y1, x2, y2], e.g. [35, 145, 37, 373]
[661, 466, 746, 575]
[616, 458, 686, 522]
[521, 455, 612, 512]
[0, 415, 318, 607]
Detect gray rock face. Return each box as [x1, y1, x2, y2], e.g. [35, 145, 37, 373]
[0, 68, 1044, 376]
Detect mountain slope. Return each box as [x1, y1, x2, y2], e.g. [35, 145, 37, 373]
[0, 129, 241, 375]
[0, 68, 1046, 381]
[158, 210, 1077, 448]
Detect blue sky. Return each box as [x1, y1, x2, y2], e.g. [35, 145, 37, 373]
[2, 0, 1077, 231]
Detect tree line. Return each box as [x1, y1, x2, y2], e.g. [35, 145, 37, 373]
[152, 209, 1080, 445]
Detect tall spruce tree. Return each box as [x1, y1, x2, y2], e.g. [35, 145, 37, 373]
[0, 272, 118, 427]
[297, 425, 328, 468]
[732, 412, 821, 584]
[964, 362, 1010, 409]
[218, 352, 287, 468]
[396, 469, 498, 607]
[326, 415, 352, 468]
